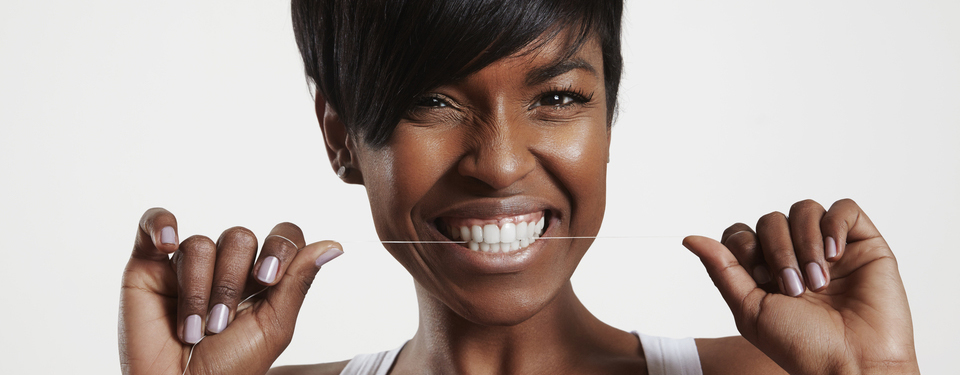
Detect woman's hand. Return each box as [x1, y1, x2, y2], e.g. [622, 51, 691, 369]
[119, 208, 343, 375]
[684, 199, 920, 375]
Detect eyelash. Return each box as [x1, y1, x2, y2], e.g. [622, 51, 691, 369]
[406, 86, 595, 117]
[530, 86, 594, 110]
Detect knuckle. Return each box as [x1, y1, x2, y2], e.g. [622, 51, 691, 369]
[182, 294, 208, 312]
[790, 199, 823, 215]
[265, 235, 299, 255]
[756, 212, 785, 229]
[722, 223, 752, 240]
[838, 197, 857, 206]
[180, 235, 217, 254]
[275, 222, 303, 233]
[725, 231, 758, 254]
[212, 283, 243, 302]
[218, 227, 258, 247]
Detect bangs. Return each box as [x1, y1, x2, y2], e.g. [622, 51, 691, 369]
[293, 0, 622, 147]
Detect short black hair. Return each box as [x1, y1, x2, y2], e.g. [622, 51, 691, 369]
[292, 0, 624, 147]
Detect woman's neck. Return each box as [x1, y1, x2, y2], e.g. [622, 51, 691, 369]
[392, 280, 646, 375]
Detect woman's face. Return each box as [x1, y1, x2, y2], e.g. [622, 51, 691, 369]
[353, 36, 609, 325]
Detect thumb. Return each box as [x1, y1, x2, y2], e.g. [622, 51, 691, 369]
[683, 235, 762, 333]
[259, 241, 343, 344]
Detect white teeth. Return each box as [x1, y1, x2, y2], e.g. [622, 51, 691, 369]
[471, 226, 483, 243]
[460, 227, 471, 243]
[500, 223, 516, 243]
[516, 222, 527, 241]
[482, 224, 500, 244]
[453, 216, 547, 254]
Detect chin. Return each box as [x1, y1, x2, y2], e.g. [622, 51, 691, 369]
[420, 267, 572, 327]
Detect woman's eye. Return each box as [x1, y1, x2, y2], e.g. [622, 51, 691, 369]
[535, 92, 583, 108]
[415, 96, 449, 108]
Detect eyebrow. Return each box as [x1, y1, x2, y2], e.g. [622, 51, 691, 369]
[525, 57, 599, 87]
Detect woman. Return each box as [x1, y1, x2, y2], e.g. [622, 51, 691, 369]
[119, 0, 920, 374]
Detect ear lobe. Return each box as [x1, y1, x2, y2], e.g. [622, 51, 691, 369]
[316, 93, 364, 185]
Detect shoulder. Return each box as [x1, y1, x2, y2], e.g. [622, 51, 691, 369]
[695, 336, 787, 375]
[267, 360, 351, 375]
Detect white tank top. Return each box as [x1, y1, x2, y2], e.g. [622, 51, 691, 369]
[338, 332, 703, 375]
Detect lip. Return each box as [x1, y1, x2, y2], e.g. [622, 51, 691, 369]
[421, 199, 560, 275]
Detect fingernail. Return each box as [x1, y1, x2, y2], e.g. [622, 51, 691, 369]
[161, 226, 176, 245]
[315, 248, 344, 268]
[780, 268, 804, 297]
[825, 236, 838, 259]
[184, 314, 202, 344]
[258, 256, 279, 283]
[752, 265, 771, 284]
[207, 304, 229, 334]
[805, 262, 827, 290]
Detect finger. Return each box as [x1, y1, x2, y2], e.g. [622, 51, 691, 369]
[173, 235, 217, 344]
[756, 212, 805, 297]
[257, 241, 343, 353]
[788, 200, 829, 292]
[252, 222, 306, 286]
[132, 207, 179, 262]
[682, 236, 764, 338]
[721, 224, 772, 287]
[821, 198, 883, 261]
[206, 227, 258, 335]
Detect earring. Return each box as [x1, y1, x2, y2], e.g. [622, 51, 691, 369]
[337, 165, 347, 179]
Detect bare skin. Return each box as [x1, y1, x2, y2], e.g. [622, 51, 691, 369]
[119, 35, 919, 375]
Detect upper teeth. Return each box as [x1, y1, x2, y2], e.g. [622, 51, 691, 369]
[449, 217, 545, 253]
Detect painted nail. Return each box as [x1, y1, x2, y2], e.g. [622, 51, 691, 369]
[161, 226, 176, 245]
[315, 248, 344, 268]
[257, 256, 279, 283]
[207, 304, 229, 334]
[780, 268, 804, 297]
[184, 314, 202, 344]
[825, 236, 838, 259]
[752, 265, 771, 284]
[805, 262, 827, 290]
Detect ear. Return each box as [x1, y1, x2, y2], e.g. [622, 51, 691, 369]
[316, 92, 364, 185]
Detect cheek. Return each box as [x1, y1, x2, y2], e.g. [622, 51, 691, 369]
[536, 121, 609, 232]
[361, 132, 452, 236]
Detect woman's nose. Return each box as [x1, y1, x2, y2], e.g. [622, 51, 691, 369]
[457, 121, 536, 191]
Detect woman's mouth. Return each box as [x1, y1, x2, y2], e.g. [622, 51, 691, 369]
[435, 211, 549, 254]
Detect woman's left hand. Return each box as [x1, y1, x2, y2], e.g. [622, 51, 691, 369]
[683, 199, 920, 375]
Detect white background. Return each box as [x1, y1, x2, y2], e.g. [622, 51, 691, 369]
[1, 1, 957, 373]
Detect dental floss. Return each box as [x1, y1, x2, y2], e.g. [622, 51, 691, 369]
[344, 236, 684, 245]
[179, 235, 680, 372]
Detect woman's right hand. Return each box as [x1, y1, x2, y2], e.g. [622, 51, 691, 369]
[119, 208, 343, 375]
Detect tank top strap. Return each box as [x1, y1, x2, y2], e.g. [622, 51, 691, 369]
[635, 332, 703, 375]
[338, 344, 403, 375]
